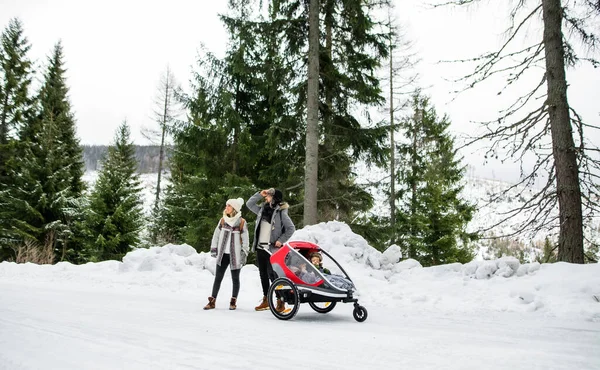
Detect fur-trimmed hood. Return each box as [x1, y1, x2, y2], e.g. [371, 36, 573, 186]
[246, 191, 296, 252]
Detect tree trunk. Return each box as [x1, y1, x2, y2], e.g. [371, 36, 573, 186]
[304, 0, 320, 226]
[155, 71, 171, 208]
[408, 108, 419, 259]
[388, 30, 396, 236]
[542, 0, 584, 263]
[322, 0, 335, 221]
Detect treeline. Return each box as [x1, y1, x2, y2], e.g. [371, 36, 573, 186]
[82, 145, 170, 173]
[1, 3, 479, 269]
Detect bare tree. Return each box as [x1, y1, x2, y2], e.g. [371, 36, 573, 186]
[144, 67, 178, 213]
[384, 5, 419, 238]
[304, 0, 320, 226]
[438, 0, 600, 263]
[143, 67, 180, 245]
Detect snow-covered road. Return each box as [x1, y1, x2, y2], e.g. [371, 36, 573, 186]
[2, 281, 599, 370]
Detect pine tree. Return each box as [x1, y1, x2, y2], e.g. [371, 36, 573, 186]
[0, 18, 35, 260]
[83, 122, 144, 261]
[156, 2, 271, 249]
[0, 18, 34, 164]
[395, 92, 477, 266]
[2, 41, 83, 262]
[35, 42, 85, 195]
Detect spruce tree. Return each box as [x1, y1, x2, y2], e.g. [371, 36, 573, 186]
[0, 18, 35, 259]
[157, 2, 268, 249]
[2, 41, 83, 262]
[83, 122, 144, 261]
[34, 42, 85, 195]
[395, 92, 477, 266]
[0, 18, 34, 162]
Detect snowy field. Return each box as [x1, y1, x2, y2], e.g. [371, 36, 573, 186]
[2, 222, 600, 370]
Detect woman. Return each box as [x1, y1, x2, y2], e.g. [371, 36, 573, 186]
[203, 198, 249, 311]
[246, 188, 296, 311]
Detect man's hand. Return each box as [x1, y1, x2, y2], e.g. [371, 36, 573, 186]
[275, 241, 282, 247]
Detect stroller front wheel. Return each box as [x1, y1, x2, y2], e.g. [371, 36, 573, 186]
[353, 305, 368, 322]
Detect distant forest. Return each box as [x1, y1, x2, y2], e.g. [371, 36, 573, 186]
[83, 145, 169, 173]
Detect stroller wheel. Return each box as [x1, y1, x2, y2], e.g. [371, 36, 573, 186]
[353, 305, 368, 322]
[309, 301, 337, 314]
[268, 277, 300, 320]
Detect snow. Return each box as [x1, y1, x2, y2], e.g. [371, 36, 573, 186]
[2, 221, 600, 370]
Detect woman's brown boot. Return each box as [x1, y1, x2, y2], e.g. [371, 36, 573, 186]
[229, 297, 237, 310]
[203, 296, 216, 310]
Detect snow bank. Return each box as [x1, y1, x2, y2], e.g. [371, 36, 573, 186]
[1, 221, 599, 321]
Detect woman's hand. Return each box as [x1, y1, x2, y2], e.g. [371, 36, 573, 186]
[275, 240, 282, 247]
[260, 189, 269, 197]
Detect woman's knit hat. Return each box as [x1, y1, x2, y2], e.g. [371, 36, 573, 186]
[226, 198, 244, 213]
[267, 188, 284, 203]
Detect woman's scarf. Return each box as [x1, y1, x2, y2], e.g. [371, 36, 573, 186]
[223, 211, 242, 227]
[261, 203, 275, 223]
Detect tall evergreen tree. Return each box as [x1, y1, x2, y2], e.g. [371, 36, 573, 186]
[83, 122, 144, 261]
[0, 18, 35, 259]
[2, 41, 83, 262]
[156, 1, 272, 249]
[0, 18, 34, 160]
[395, 92, 476, 266]
[34, 42, 85, 195]
[156, 43, 256, 250]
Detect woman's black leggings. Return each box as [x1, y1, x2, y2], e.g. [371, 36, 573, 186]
[211, 254, 241, 298]
[257, 249, 277, 296]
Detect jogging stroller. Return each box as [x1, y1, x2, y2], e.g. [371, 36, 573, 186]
[267, 240, 368, 322]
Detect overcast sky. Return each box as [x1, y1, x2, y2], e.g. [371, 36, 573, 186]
[2, 0, 598, 183]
